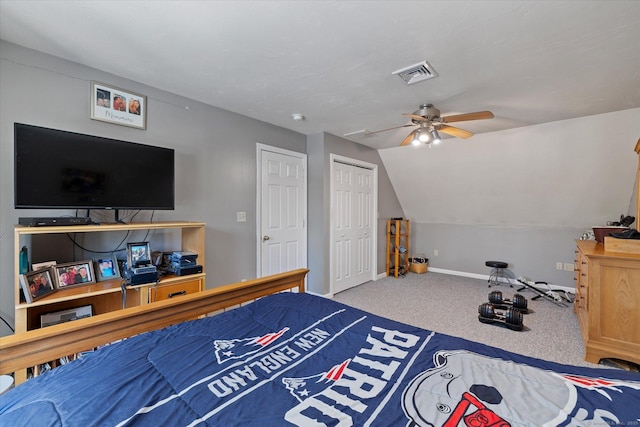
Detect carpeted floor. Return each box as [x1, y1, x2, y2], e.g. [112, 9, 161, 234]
[333, 271, 603, 369]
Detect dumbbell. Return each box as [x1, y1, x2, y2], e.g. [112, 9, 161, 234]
[488, 291, 528, 313]
[478, 303, 524, 331]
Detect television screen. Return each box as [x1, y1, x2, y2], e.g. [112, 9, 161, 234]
[14, 123, 175, 211]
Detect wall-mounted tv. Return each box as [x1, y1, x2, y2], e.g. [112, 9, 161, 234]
[14, 123, 175, 214]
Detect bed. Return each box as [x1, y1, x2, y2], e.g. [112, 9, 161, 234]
[1, 268, 639, 426]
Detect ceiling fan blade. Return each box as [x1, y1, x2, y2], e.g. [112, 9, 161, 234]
[438, 125, 474, 139]
[400, 130, 417, 146]
[441, 111, 494, 123]
[365, 123, 415, 136]
[402, 113, 427, 122]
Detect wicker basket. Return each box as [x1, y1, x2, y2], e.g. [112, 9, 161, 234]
[409, 262, 427, 274]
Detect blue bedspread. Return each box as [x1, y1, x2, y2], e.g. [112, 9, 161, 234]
[1, 292, 639, 426]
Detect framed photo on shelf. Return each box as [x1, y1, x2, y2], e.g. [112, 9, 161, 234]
[90, 81, 147, 129]
[19, 268, 57, 303]
[94, 255, 121, 282]
[54, 260, 96, 288]
[32, 260, 57, 271]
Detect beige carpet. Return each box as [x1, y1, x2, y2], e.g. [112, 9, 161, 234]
[333, 271, 603, 369]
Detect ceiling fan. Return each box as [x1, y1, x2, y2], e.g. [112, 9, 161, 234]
[368, 103, 494, 146]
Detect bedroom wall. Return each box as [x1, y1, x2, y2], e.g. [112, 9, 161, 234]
[0, 40, 404, 335]
[380, 109, 640, 287]
[0, 40, 311, 335]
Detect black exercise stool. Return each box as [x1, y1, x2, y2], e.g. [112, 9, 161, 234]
[486, 261, 511, 288]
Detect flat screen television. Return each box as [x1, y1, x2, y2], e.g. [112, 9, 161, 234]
[14, 123, 175, 217]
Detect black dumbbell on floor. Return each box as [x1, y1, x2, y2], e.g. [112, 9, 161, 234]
[488, 291, 529, 313]
[478, 302, 524, 331]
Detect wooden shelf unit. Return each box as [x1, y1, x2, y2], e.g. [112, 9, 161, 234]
[12, 221, 206, 383]
[386, 219, 410, 278]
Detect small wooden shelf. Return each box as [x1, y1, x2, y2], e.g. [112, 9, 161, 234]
[385, 219, 410, 278]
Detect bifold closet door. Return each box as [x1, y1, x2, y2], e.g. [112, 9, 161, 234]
[333, 161, 373, 293]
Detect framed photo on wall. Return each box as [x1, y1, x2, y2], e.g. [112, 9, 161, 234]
[94, 255, 121, 282]
[54, 261, 96, 288]
[90, 81, 147, 129]
[19, 267, 57, 303]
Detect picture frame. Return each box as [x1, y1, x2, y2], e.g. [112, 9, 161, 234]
[94, 255, 121, 282]
[19, 267, 57, 303]
[54, 260, 96, 289]
[32, 260, 57, 271]
[90, 81, 147, 129]
[127, 242, 152, 268]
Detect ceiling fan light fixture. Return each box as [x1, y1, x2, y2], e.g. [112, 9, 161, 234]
[431, 129, 441, 144]
[413, 126, 434, 144]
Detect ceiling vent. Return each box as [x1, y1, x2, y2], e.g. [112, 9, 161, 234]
[392, 60, 438, 85]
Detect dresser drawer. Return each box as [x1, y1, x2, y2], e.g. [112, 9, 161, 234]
[149, 279, 201, 302]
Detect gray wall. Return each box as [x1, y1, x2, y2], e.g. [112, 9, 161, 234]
[380, 109, 640, 288]
[0, 41, 404, 335]
[0, 41, 309, 334]
[411, 224, 587, 286]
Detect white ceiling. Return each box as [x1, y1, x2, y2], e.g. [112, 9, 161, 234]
[1, 1, 639, 150]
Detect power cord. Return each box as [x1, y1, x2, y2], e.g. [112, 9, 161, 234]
[0, 315, 15, 333]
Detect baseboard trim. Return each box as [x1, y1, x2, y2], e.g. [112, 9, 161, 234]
[426, 267, 575, 294]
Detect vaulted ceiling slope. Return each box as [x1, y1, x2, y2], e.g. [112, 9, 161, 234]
[1, 1, 638, 150]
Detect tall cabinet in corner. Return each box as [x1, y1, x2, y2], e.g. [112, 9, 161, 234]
[386, 219, 410, 278]
[12, 221, 206, 384]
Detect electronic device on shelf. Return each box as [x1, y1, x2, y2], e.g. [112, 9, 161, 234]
[124, 241, 159, 285]
[40, 305, 93, 328]
[168, 251, 202, 276]
[19, 216, 93, 227]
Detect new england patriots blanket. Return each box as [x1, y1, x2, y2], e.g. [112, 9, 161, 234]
[1, 292, 638, 426]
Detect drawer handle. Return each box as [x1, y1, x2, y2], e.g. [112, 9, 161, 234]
[168, 290, 187, 298]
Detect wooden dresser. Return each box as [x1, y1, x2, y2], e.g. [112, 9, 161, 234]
[574, 240, 640, 365]
[573, 138, 640, 365]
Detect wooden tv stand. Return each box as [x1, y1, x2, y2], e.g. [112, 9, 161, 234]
[12, 221, 206, 383]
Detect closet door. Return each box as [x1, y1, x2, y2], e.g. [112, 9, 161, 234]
[333, 161, 373, 293]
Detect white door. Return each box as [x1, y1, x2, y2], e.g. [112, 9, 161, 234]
[257, 145, 307, 277]
[332, 158, 375, 294]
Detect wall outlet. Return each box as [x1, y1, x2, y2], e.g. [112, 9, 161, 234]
[564, 263, 574, 271]
[434, 249, 439, 256]
[237, 211, 246, 222]
[556, 262, 563, 270]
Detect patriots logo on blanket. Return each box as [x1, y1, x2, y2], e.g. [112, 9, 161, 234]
[283, 359, 351, 402]
[213, 327, 289, 363]
[402, 350, 640, 427]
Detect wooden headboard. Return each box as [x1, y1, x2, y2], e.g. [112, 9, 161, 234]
[0, 268, 308, 378]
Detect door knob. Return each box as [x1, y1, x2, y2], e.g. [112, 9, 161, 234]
[263, 235, 270, 241]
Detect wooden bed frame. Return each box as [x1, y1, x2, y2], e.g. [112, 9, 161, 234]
[0, 268, 308, 383]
